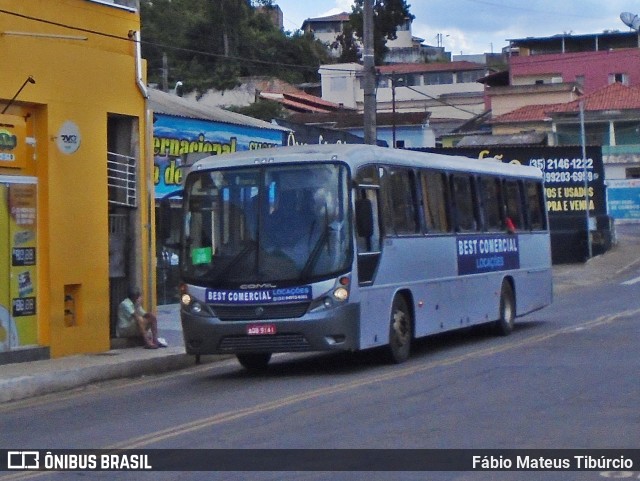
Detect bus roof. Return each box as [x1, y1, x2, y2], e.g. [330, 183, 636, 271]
[189, 144, 543, 180]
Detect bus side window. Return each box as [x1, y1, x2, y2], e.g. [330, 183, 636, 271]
[420, 170, 450, 233]
[525, 181, 546, 230]
[451, 174, 479, 232]
[387, 167, 419, 235]
[504, 180, 524, 231]
[480, 177, 503, 232]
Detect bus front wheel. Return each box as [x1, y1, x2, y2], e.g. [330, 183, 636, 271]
[237, 353, 271, 371]
[494, 281, 515, 336]
[387, 295, 412, 363]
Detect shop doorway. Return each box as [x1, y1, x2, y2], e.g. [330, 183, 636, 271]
[107, 114, 139, 338]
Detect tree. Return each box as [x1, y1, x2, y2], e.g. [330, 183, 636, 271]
[347, 0, 415, 65]
[228, 99, 288, 122]
[140, 0, 330, 96]
[336, 22, 360, 63]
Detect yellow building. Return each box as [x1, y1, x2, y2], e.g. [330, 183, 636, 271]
[0, 0, 152, 362]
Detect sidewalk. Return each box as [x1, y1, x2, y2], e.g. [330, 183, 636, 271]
[0, 304, 195, 404]
[1, 224, 639, 404]
[553, 223, 640, 293]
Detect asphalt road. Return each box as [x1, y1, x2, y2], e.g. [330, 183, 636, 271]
[1, 240, 639, 481]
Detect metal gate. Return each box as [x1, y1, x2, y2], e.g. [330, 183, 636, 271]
[108, 213, 129, 338]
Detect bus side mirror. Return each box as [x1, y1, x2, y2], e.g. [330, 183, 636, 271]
[355, 198, 374, 238]
[159, 198, 172, 242]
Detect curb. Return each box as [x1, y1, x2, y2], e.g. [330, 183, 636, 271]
[0, 351, 196, 404]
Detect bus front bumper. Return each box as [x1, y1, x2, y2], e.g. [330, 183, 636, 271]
[181, 302, 360, 356]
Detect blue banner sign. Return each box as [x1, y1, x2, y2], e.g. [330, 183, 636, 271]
[206, 286, 312, 305]
[457, 235, 520, 275]
[606, 180, 640, 220]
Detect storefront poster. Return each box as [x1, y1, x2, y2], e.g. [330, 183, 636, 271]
[153, 114, 285, 198]
[0, 114, 27, 169]
[0, 181, 38, 351]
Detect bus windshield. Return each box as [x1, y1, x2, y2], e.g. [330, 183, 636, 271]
[181, 162, 352, 285]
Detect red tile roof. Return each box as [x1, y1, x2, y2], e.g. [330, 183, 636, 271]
[260, 90, 349, 113]
[553, 82, 640, 112]
[281, 91, 343, 109]
[491, 82, 640, 123]
[491, 103, 561, 123]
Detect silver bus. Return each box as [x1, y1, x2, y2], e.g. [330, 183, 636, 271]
[175, 144, 552, 369]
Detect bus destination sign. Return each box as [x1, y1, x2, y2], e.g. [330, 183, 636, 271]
[206, 286, 312, 305]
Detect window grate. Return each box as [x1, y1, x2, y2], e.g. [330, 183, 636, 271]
[107, 151, 137, 207]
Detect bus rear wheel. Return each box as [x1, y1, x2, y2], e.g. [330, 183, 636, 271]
[237, 353, 271, 371]
[494, 281, 515, 336]
[387, 295, 412, 363]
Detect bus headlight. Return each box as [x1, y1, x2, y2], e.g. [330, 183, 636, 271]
[333, 287, 349, 301]
[181, 293, 212, 316]
[308, 284, 349, 313]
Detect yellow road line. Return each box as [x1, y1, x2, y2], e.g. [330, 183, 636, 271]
[110, 308, 640, 449]
[2, 308, 638, 481]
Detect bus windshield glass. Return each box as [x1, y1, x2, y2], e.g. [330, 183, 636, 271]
[181, 162, 351, 285]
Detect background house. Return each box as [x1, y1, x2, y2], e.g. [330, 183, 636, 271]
[301, 12, 431, 63]
[287, 111, 429, 148]
[507, 31, 640, 94]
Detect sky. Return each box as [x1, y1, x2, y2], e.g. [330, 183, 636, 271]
[273, 0, 639, 56]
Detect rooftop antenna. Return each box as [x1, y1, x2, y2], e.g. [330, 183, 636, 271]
[620, 12, 640, 31]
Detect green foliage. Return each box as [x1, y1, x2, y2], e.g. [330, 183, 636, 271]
[228, 99, 288, 122]
[140, 0, 330, 96]
[349, 0, 415, 65]
[336, 23, 360, 63]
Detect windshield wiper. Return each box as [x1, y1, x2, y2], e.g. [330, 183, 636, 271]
[300, 208, 332, 281]
[211, 241, 256, 283]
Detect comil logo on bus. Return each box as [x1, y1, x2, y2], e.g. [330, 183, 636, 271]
[7, 451, 40, 470]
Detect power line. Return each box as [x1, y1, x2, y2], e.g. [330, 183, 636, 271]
[404, 85, 481, 116]
[0, 7, 322, 73]
[0, 6, 487, 117]
[461, 0, 599, 20]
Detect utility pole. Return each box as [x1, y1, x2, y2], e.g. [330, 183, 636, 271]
[362, 0, 377, 145]
[162, 52, 169, 92]
[392, 72, 397, 148]
[579, 101, 593, 260]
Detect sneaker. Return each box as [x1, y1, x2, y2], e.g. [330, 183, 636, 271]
[156, 337, 168, 348]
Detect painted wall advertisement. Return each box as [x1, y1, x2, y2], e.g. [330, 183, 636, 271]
[153, 114, 285, 198]
[1, 181, 38, 352]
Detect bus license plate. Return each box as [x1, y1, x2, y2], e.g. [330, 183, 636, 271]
[247, 324, 276, 336]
